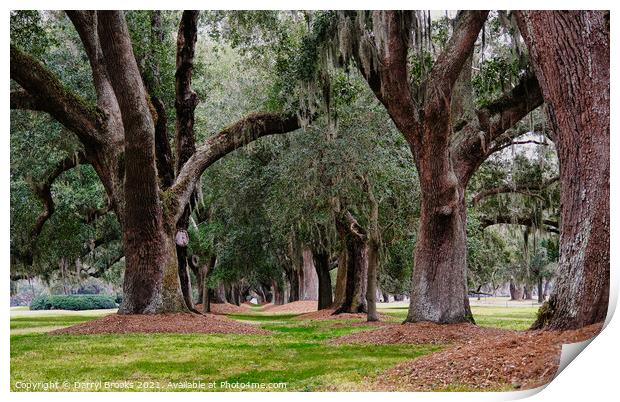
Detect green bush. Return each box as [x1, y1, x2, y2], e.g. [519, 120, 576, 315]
[30, 295, 117, 311]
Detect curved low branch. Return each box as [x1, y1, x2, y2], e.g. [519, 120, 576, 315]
[10, 45, 105, 147]
[453, 72, 545, 181]
[10, 90, 43, 111]
[81, 201, 112, 224]
[477, 73, 543, 142]
[343, 210, 367, 241]
[170, 112, 301, 222]
[13, 151, 90, 266]
[471, 176, 559, 206]
[31, 151, 89, 239]
[480, 215, 559, 234]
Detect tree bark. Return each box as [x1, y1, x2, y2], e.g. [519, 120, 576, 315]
[366, 240, 379, 321]
[517, 11, 610, 330]
[407, 197, 473, 322]
[313, 250, 333, 310]
[98, 11, 187, 314]
[173, 11, 200, 311]
[509, 280, 524, 300]
[299, 247, 319, 300]
[341, 11, 541, 323]
[523, 285, 533, 300]
[333, 234, 368, 314]
[537, 277, 544, 304]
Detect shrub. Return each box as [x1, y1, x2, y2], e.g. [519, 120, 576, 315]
[30, 294, 117, 311]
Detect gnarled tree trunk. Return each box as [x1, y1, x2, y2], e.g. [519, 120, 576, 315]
[300, 247, 319, 300]
[334, 235, 368, 314]
[517, 11, 610, 330]
[509, 280, 524, 301]
[407, 197, 472, 323]
[313, 251, 333, 310]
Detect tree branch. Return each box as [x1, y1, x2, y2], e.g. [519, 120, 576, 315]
[175, 11, 200, 175]
[426, 11, 489, 109]
[452, 73, 545, 181]
[350, 11, 420, 143]
[10, 90, 43, 111]
[476, 72, 544, 143]
[66, 10, 123, 137]
[26, 152, 90, 262]
[170, 112, 301, 222]
[175, 11, 200, 230]
[10, 45, 105, 147]
[343, 210, 367, 241]
[97, 11, 163, 237]
[480, 215, 559, 233]
[471, 176, 559, 206]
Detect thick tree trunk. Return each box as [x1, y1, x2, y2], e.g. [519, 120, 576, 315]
[201, 255, 215, 313]
[406, 197, 473, 323]
[523, 285, 533, 300]
[509, 280, 524, 301]
[176, 246, 194, 310]
[214, 282, 226, 304]
[300, 247, 319, 300]
[313, 251, 333, 310]
[537, 277, 544, 304]
[98, 11, 187, 314]
[366, 240, 379, 321]
[288, 269, 300, 303]
[334, 237, 368, 314]
[332, 248, 348, 307]
[517, 11, 610, 330]
[272, 279, 285, 305]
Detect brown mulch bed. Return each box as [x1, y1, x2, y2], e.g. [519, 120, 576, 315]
[367, 322, 603, 391]
[262, 300, 318, 314]
[194, 303, 250, 314]
[50, 312, 270, 335]
[329, 321, 507, 345]
[295, 308, 392, 322]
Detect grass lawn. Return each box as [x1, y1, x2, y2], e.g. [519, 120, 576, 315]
[378, 305, 538, 331]
[10, 304, 538, 391]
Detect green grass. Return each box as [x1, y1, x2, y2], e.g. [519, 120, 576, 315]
[10, 304, 538, 391]
[377, 305, 538, 331]
[10, 312, 439, 392]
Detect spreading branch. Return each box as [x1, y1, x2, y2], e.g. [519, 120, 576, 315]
[175, 11, 200, 229]
[30, 151, 89, 240]
[66, 10, 122, 135]
[353, 12, 420, 142]
[453, 72, 545, 181]
[476, 72, 544, 143]
[170, 112, 301, 222]
[471, 176, 559, 206]
[426, 11, 489, 110]
[10, 45, 105, 147]
[343, 210, 367, 241]
[10, 90, 43, 111]
[480, 215, 559, 234]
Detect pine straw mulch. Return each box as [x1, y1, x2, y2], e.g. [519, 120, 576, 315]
[328, 321, 507, 345]
[342, 322, 603, 391]
[261, 300, 318, 314]
[194, 303, 250, 314]
[294, 308, 392, 322]
[50, 312, 270, 335]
